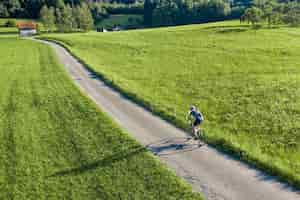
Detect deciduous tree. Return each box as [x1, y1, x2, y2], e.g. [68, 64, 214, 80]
[40, 5, 56, 32]
[0, 3, 9, 17]
[241, 7, 263, 25]
[78, 3, 94, 31]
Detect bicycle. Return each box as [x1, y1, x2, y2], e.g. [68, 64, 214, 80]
[188, 120, 204, 140]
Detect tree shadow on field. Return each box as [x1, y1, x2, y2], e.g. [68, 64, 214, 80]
[48, 137, 203, 177]
[203, 24, 250, 30]
[48, 145, 147, 177]
[205, 24, 283, 34]
[0, 32, 18, 35]
[216, 28, 247, 34]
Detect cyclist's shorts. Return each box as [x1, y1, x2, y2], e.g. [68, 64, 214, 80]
[193, 118, 202, 126]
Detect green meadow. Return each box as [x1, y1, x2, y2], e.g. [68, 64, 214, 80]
[39, 21, 300, 187]
[0, 37, 202, 199]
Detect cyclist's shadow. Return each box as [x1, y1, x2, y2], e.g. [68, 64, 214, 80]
[146, 137, 204, 157]
[47, 137, 203, 178]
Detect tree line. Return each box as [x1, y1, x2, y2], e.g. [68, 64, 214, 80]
[0, 0, 76, 18]
[241, 0, 300, 26]
[2, 0, 299, 30]
[40, 2, 94, 32]
[0, 0, 141, 19]
[89, 2, 144, 22]
[144, 0, 239, 27]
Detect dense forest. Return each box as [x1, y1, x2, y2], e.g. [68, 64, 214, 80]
[0, 0, 246, 26]
[1, 0, 300, 29]
[241, 0, 300, 26]
[144, 0, 233, 26]
[144, 0, 300, 27]
[0, 0, 142, 18]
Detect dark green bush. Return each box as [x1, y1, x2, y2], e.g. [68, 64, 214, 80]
[5, 19, 16, 27]
[105, 3, 144, 15]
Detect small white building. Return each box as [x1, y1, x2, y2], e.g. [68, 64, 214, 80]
[112, 26, 122, 32]
[17, 22, 37, 37]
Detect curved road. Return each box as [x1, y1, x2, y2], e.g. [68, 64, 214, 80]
[37, 39, 300, 200]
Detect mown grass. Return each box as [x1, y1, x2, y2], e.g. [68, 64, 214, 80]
[0, 27, 18, 34]
[39, 20, 300, 188]
[95, 14, 143, 29]
[0, 36, 203, 199]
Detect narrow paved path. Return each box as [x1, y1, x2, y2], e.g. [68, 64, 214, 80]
[37, 39, 300, 200]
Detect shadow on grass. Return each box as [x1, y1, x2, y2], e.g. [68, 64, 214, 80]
[0, 32, 18, 35]
[48, 137, 203, 178]
[203, 24, 250, 30]
[204, 24, 282, 34]
[48, 145, 147, 177]
[216, 28, 247, 34]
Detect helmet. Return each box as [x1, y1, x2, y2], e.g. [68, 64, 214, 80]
[190, 105, 196, 111]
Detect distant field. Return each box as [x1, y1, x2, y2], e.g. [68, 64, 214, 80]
[0, 37, 202, 199]
[0, 18, 15, 26]
[95, 14, 143, 29]
[0, 18, 34, 27]
[0, 18, 46, 34]
[0, 27, 17, 34]
[0, 18, 19, 33]
[39, 21, 300, 187]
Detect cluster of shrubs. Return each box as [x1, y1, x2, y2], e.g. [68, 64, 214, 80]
[241, 0, 300, 27]
[105, 3, 144, 15]
[40, 3, 94, 33]
[143, 0, 248, 27]
[1, 19, 16, 28]
[91, 3, 144, 23]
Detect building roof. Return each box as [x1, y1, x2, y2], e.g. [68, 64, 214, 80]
[17, 22, 37, 30]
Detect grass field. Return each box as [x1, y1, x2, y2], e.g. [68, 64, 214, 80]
[0, 36, 203, 199]
[95, 14, 143, 29]
[39, 21, 300, 187]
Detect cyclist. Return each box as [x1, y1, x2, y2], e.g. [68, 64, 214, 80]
[187, 105, 204, 139]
